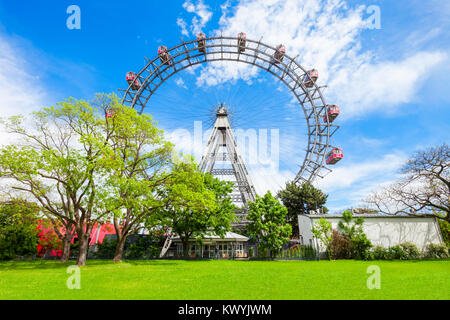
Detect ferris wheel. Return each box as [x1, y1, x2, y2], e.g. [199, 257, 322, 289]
[120, 33, 343, 184]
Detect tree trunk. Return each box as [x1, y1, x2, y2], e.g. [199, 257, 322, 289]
[60, 233, 72, 263]
[182, 239, 190, 258]
[113, 237, 126, 262]
[76, 235, 89, 266]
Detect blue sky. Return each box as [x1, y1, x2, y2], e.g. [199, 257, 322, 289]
[0, 0, 449, 212]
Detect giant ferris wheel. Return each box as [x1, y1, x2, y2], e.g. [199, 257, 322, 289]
[120, 33, 343, 185]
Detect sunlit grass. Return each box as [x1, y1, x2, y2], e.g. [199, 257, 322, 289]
[0, 259, 448, 300]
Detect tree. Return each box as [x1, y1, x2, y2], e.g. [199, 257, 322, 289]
[0, 94, 117, 265]
[0, 199, 40, 260]
[338, 211, 372, 260]
[311, 218, 333, 260]
[367, 143, 449, 222]
[156, 159, 236, 257]
[277, 181, 328, 235]
[99, 98, 174, 262]
[247, 191, 292, 258]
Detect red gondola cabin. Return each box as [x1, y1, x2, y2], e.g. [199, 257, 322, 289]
[238, 32, 246, 53]
[158, 46, 173, 66]
[126, 71, 141, 91]
[197, 32, 206, 53]
[323, 105, 340, 123]
[105, 107, 115, 118]
[304, 69, 319, 88]
[273, 44, 286, 63]
[326, 148, 343, 165]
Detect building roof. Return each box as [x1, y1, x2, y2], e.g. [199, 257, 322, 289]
[172, 231, 249, 242]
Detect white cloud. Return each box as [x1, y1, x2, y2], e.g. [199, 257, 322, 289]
[176, 18, 189, 37]
[175, 77, 188, 89]
[330, 51, 447, 118]
[0, 34, 46, 118]
[182, 0, 447, 118]
[180, 0, 213, 36]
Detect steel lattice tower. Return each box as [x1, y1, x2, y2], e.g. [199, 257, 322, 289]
[199, 104, 257, 226]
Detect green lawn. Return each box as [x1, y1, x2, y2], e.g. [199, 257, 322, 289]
[0, 259, 448, 300]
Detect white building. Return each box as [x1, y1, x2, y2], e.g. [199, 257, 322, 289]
[298, 214, 444, 254]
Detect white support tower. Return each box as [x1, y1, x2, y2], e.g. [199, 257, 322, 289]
[160, 104, 257, 257]
[199, 104, 257, 226]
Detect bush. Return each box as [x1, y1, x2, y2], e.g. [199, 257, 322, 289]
[388, 245, 407, 260]
[0, 200, 40, 260]
[337, 211, 372, 260]
[125, 235, 160, 259]
[399, 242, 421, 260]
[372, 246, 392, 260]
[96, 236, 117, 259]
[437, 219, 450, 247]
[423, 243, 449, 259]
[329, 230, 352, 259]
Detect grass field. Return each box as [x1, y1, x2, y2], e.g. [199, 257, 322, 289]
[0, 259, 449, 300]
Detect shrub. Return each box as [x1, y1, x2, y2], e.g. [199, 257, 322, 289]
[399, 242, 421, 260]
[352, 233, 373, 260]
[372, 246, 392, 260]
[423, 243, 449, 259]
[338, 211, 372, 260]
[437, 219, 450, 247]
[388, 245, 407, 260]
[329, 230, 352, 259]
[96, 236, 117, 259]
[0, 200, 40, 260]
[125, 235, 160, 259]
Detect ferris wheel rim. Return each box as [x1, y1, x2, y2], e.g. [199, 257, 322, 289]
[120, 35, 339, 184]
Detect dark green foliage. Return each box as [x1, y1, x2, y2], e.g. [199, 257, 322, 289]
[437, 219, 450, 247]
[399, 242, 421, 260]
[277, 181, 328, 234]
[0, 200, 40, 260]
[125, 235, 161, 259]
[388, 245, 407, 260]
[96, 236, 118, 259]
[372, 246, 392, 260]
[247, 191, 292, 258]
[423, 243, 449, 259]
[371, 243, 423, 260]
[97, 234, 163, 259]
[329, 230, 352, 259]
[337, 211, 372, 260]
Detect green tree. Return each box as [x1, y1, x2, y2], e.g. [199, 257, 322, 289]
[99, 97, 174, 262]
[0, 199, 40, 260]
[156, 159, 236, 257]
[247, 191, 292, 258]
[277, 181, 328, 235]
[0, 94, 119, 265]
[338, 211, 372, 260]
[311, 218, 333, 260]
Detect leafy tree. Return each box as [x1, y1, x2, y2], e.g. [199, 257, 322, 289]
[0, 94, 120, 265]
[247, 191, 292, 258]
[277, 181, 328, 235]
[0, 200, 40, 260]
[99, 97, 174, 262]
[367, 143, 449, 222]
[338, 211, 372, 260]
[311, 218, 333, 260]
[156, 159, 236, 257]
